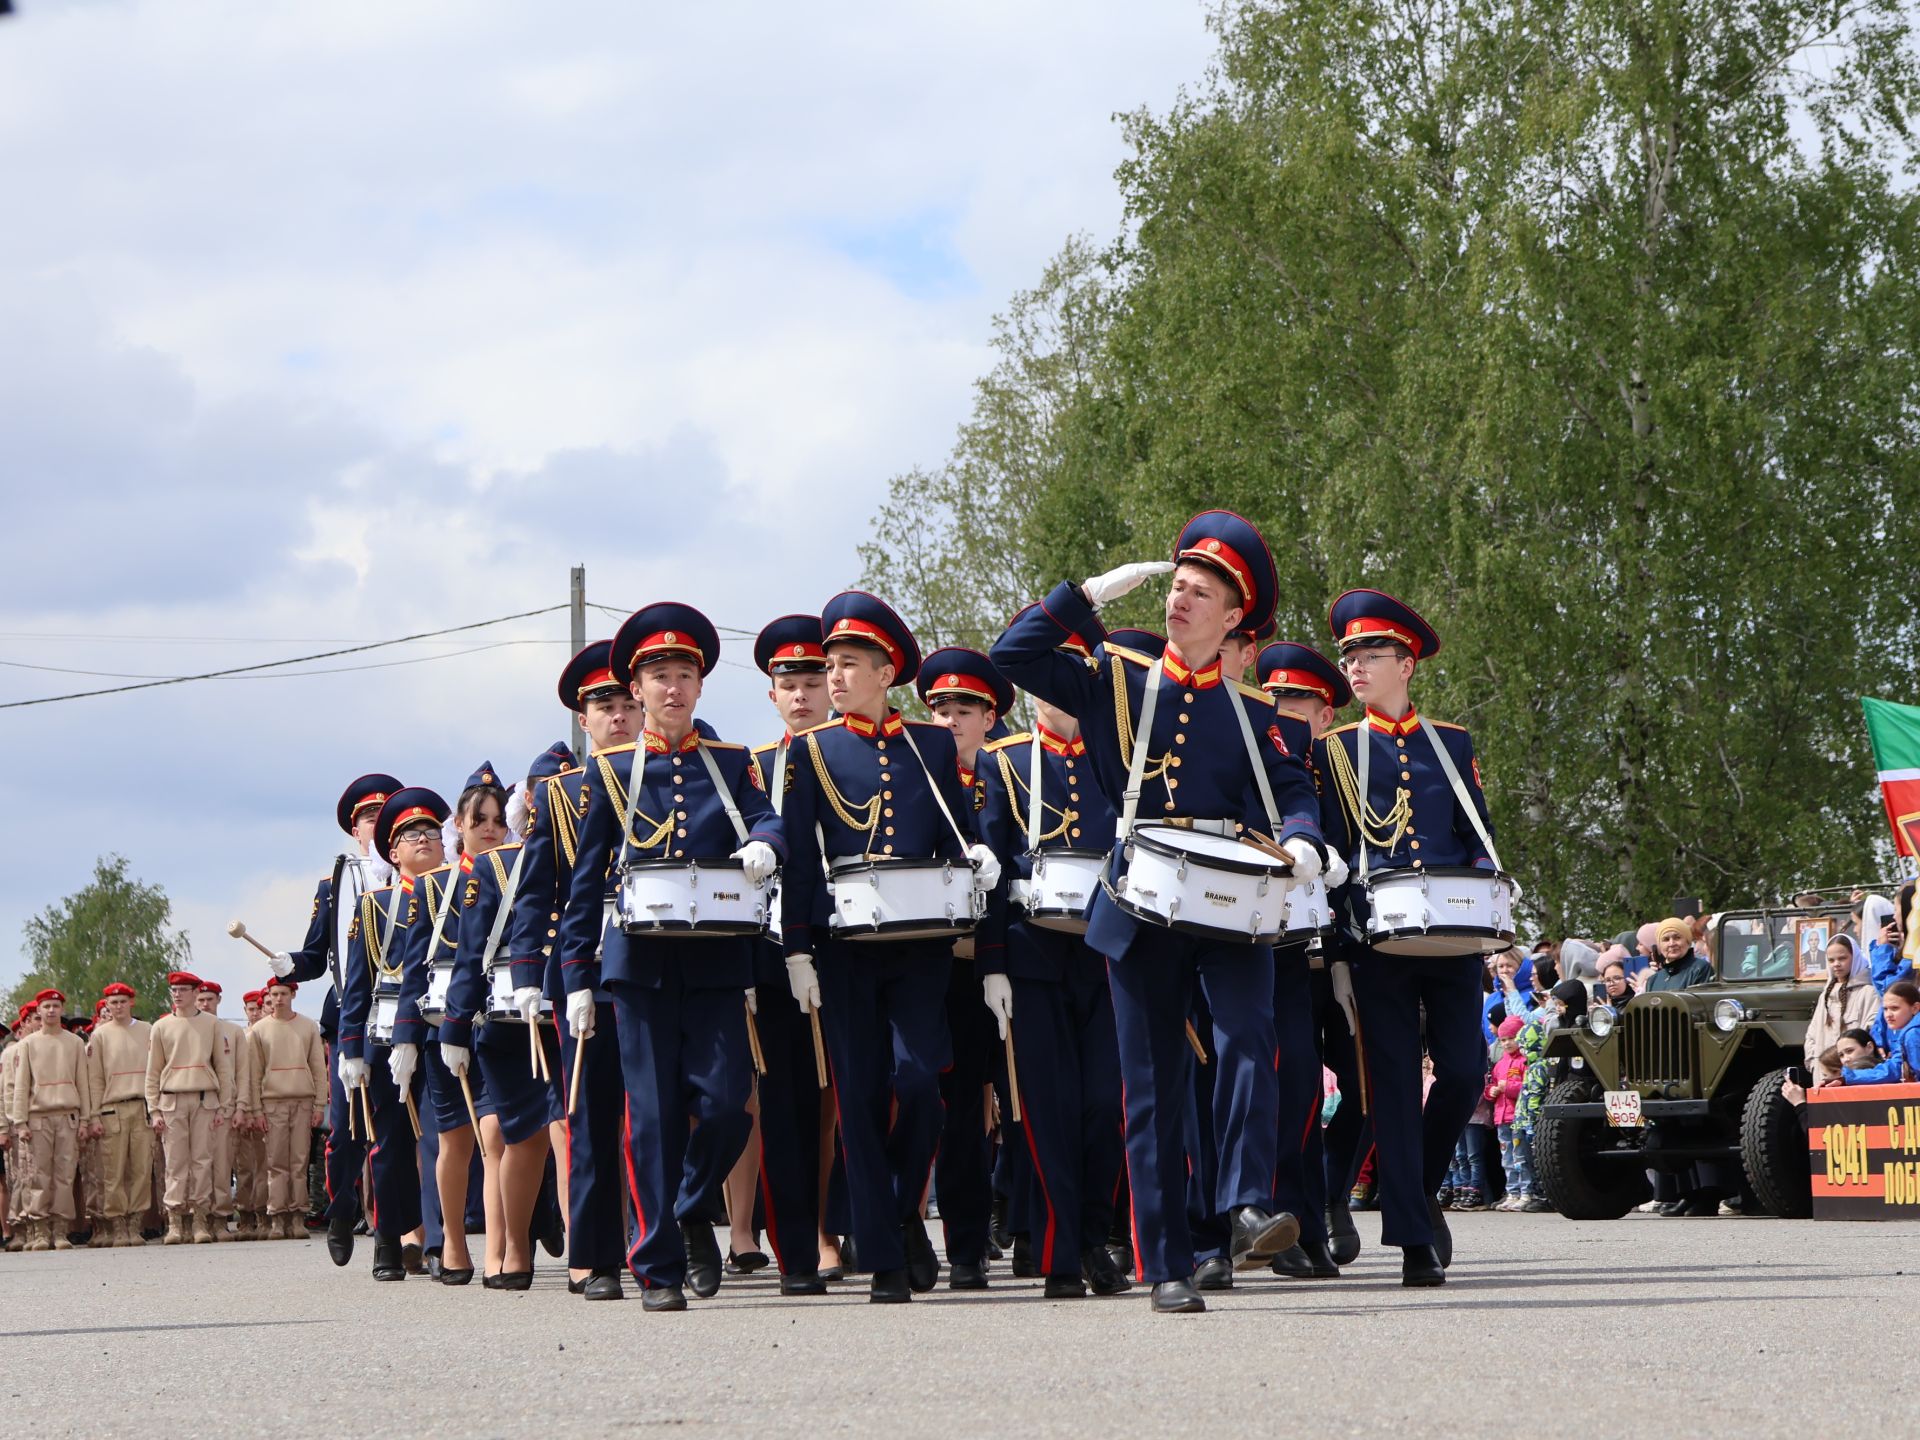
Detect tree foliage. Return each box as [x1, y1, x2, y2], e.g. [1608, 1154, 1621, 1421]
[11, 855, 194, 1022]
[864, 0, 1920, 934]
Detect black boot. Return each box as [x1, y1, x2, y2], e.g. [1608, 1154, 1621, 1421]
[1229, 1205, 1300, 1270]
[1150, 1278, 1206, 1313]
[682, 1220, 722, 1299]
[1010, 1234, 1036, 1278]
[1326, 1198, 1360, 1266]
[583, 1270, 624, 1301]
[779, 1271, 828, 1297]
[1401, 1243, 1445, 1288]
[1269, 1238, 1340, 1279]
[869, 1267, 911, 1303]
[903, 1218, 939, 1293]
[642, 1283, 688, 1312]
[1043, 1274, 1087, 1299]
[371, 1237, 405, 1282]
[326, 1211, 355, 1268]
[1425, 1196, 1453, 1269]
[1081, 1245, 1132, 1296]
[948, 1259, 989, 1291]
[1193, 1256, 1234, 1291]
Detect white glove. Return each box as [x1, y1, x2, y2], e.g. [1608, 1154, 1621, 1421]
[1282, 838, 1324, 884]
[268, 950, 295, 978]
[1324, 852, 1350, 889]
[967, 843, 1002, 891]
[786, 954, 822, 1012]
[512, 985, 543, 1024]
[1082, 559, 1175, 610]
[565, 989, 597, 1041]
[440, 1042, 470, 1076]
[1330, 960, 1359, 1038]
[387, 1042, 418, 1091]
[981, 974, 1014, 1041]
[732, 841, 778, 885]
[744, 986, 758, 1016]
[338, 1055, 369, 1088]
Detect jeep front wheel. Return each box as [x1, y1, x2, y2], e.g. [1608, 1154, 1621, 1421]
[1534, 1077, 1654, 1220]
[1740, 1067, 1812, 1218]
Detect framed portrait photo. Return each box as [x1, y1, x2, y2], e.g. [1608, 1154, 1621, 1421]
[1792, 916, 1834, 982]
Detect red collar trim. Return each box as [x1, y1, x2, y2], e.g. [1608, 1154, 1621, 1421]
[458, 853, 475, 873]
[397, 875, 416, 894]
[642, 729, 702, 754]
[842, 711, 906, 739]
[1365, 707, 1420, 737]
[1161, 644, 1223, 690]
[1036, 724, 1085, 757]
[958, 765, 976, 788]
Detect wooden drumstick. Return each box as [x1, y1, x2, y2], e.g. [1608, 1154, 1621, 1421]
[528, 1015, 543, 1080]
[357, 1080, 376, 1139]
[568, 1029, 588, 1117]
[225, 919, 277, 960]
[404, 1089, 424, 1141]
[457, 1067, 482, 1132]
[745, 1000, 767, 1077]
[1004, 1025, 1022, 1124]
[1186, 1019, 1209, 1065]
[808, 1004, 829, 1090]
[346, 1085, 358, 1140]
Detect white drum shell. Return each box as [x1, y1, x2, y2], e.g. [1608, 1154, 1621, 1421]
[1112, 826, 1291, 944]
[616, 860, 766, 936]
[485, 963, 554, 1024]
[419, 960, 453, 1024]
[829, 859, 985, 942]
[369, 990, 400, 1047]
[1016, 849, 1106, 935]
[1282, 875, 1329, 940]
[1364, 867, 1517, 956]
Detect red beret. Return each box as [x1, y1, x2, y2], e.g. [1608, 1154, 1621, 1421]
[264, 976, 297, 994]
[167, 971, 201, 989]
[18, 1004, 36, 1023]
[196, 979, 222, 996]
[32, 988, 64, 1005]
[242, 989, 266, 1004]
[100, 982, 136, 1000]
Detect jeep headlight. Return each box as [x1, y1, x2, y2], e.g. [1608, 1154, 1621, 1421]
[1588, 1004, 1615, 1038]
[1711, 998, 1745, 1033]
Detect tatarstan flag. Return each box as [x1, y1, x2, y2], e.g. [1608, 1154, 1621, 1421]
[1862, 696, 1920, 857]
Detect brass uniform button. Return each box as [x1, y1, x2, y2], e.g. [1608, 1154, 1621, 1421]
[883, 808, 894, 818]
[1179, 712, 1190, 723]
[882, 789, 893, 800]
[1171, 756, 1183, 768]
[1164, 801, 1177, 812]
[884, 826, 895, 836]
[882, 844, 894, 855]
[677, 828, 687, 838]
[1400, 771, 1411, 781]
[1175, 733, 1187, 745]
[1070, 827, 1081, 839]
[1069, 792, 1079, 802]
[1410, 840, 1421, 851]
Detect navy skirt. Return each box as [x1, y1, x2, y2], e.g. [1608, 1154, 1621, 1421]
[476, 1023, 563, 1145]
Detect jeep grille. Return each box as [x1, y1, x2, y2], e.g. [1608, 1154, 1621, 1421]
[1620, 1003, 1691, 1089]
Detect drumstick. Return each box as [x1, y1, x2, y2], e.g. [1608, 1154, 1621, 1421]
[808, 1005, 829, 1090]
[568, 1030, 588, 1117]
[1004, 1025, 1022, 1124]
[1186, 1019, 1209, 1065]
[1238, 832, 1295, 869]
[745, 1001, 767, 1077]
[346, 1085, 357, 1140]
[404, 1089, 423, 1141]
[225, 919, 277, 960]
[457, 1067, 482, 1132]
[357, 1080, 376, 1139]
[528, 1016, 543, 1080]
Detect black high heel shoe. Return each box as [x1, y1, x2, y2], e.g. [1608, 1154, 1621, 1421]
[483, 1269, 534, 1291]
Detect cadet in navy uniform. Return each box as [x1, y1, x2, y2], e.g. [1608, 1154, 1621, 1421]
[336, 786, 448, 1281]
[917, 645, 1015, 1291]
[975, 621, 1132, 1299]
[1316, 589, 1495, 1288]
[1257, 641, 1360, 1279]
[558, 603, 786, 1313]
[778, 593, 998, 1304]
[512, 644, 632, 1299]
[991, 512, 1328, 1314]
[747, 616, 835, 1296]
[272, 772, 400, 1267]
[441, 745, 572, 1288]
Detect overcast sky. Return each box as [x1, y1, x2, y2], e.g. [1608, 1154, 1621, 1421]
[0, 0, 1216, 1011]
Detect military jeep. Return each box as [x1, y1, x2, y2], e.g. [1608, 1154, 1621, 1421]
[1532, 902, 1848, 1220]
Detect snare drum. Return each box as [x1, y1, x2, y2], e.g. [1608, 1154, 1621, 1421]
[1364, 866, 1516, 956]
[418, 960, 454, 1025]
[616, 859, 766, 937]
[828, 857, 985, 942]
[485, 963, 553, 1024]
[368, 988, 400, 1047]
[1281, 874, 1329, 941]
[1110, 825, 1291, 944]
[1014, 848, 1105, 935]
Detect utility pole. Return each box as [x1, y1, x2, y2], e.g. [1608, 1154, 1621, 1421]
[569, 565, 586, 761]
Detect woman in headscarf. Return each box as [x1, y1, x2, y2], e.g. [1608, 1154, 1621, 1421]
[1805, 933, 1881, 1076]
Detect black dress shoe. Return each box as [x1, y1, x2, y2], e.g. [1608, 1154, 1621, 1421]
[437, 1266, 475, 1286]
[584, 1272, 624, 1301]
[818, 1263, 848, 1282]
[682, 1221, 723, 1299]
[990, 1194, 1012, 1253]
[401, 1242, 425, 1275]
[1150, 1278, 1206, 1314]
[1229, 1205, 1300, 1270]
[1193, 1256, 1234, 1291]
[642, 1284, 688, 1312]
[1010, 1234, 1036, 1278]
[869, 1267, 911, 1304]
[903, 1219, 939, 1293]
[371, 1238, 405, 1282]
[1043, 1274, 1087, 1299]
[841, 1235, 863, 1275]
[492, 1269, 533, 1291]
[539, 1210, 566, 1258]
[1426, 1197, 1453, 1269]
[1326, 1199, 1360, 1266]
[1269, 1238, 1340, 1279]
[779, 1271, 828, 1297]
[327, 1213, 355, 1268]
[1081, 1245, 1132, 1296]
[727, 1248, 770, 1274]
[947, 1260, 988, 1291]
[1107, 1241, 1133, 1277]
[424, 1248, 443, 1279]
[1401, 1244, 1445, 1287]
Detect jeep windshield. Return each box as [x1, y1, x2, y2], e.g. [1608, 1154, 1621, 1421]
[1712, 906, 1851, 983]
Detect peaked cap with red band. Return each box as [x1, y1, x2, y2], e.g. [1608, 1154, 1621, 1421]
[754, 615, 829, 676]
[917, 646, 1015, 716]
[336, 773, 403, 836]
[558, 639, 622, 713]
[1258, 641, 1352, 708]
[526, 739, 575, 782]
[820, 591, 922, 687]
[1172, 510, 1278, 632]
[374, 785, 451, 861]
[612, 602, 721, 683]
[1328, 588, 1441, 659]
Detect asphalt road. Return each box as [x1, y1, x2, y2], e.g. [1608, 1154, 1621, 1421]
[2, 1211, 1912, 1437]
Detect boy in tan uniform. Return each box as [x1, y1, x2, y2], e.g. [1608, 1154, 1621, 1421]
[248, 976, 328, 1239]
[145, 971, 235, 1244]
[86, 983, 153, 1246]
[1, 1004, 37, 1249]
[7, 990, 97, 1251]
[196, 981, 250, 1240]
[235, 989, 270, 1236]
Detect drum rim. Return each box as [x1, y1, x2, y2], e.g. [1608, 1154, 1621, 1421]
[829, 855, 971, 875]
[617, 917, 765, 934]
[1129, 826, 1288, 878]
[1029, 848, 1109, 862]
[1363, 865, 1514, 883]
[620, 857, 751, 874]
[1109, 889, 1284, 944]
[831, 916, 978, 937]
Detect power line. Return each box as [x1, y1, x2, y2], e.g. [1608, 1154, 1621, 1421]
[0, 605, 568, 711]
[0, 636, 560, 681]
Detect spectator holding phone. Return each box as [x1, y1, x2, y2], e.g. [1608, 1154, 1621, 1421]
[1805, 935, 1880, 1075]
[1599, 961, 1631, 1008]
[1860, 894, 1910, 994]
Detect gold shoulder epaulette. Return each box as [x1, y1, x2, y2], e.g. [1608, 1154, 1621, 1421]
[1323, 720, 1361, 737]
[1232, 679, 1274, 704]
[984, 732, 1032, 754]
[750, 739, 780, 757]
[1104, 643, 1154, 668]
[700, 739, 746, 752]
[795, 717, 845, 739]
[1426, 719, 1467, 732]
[594, 741, 638, 757]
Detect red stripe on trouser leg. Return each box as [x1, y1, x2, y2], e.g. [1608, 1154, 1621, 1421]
[620, 1097, 651, 1287]
[1018, 1093, 1059, 1275]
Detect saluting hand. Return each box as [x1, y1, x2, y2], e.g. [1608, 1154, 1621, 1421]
[1081, 560, 1174, 609]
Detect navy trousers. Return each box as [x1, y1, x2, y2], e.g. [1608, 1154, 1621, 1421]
[1351, 949, 1484, 1248]
[609, 971, 753, 1289]
[935, 958, 993, 1268]
[322, 1062, 364, 1223]
[556, 1000, 629, 1273]
[1303, 963, 1371, 1218]
[1007, 931, 1122, 1278]
[361, 1052, 422, 1241]
[1183, 990, 1227, 1265]
[1105, 930, 1276, 1284]
[816, 939, 952, 1275]
[1268, 944, 1326, 1243]
[752, 948, 824, 1277]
